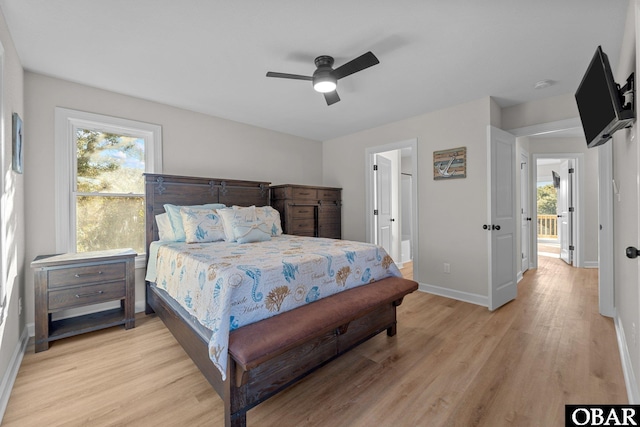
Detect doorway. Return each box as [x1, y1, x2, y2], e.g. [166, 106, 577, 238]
[535, 158, 573, 263]
[366, 139, 418, 280]
[532, 154, 582, 268]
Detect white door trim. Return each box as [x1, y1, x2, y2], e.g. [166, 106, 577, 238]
[520, 149, 531, 277]
[508, 118, 582, 138]
[598, 142, 614, 317]
[365, 139, 419, 275]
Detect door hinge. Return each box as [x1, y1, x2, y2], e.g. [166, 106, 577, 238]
[373, 164, 378, 171]
[569, 168, 575, 174]
[569, 207, 575, 212]
[374, 209, 378, 215]
[569, 245, 575, 251]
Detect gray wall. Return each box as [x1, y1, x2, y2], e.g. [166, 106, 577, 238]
[323, 97, 499, 302]
[23, 72, 323, 324]
[0, 4, 25, 412]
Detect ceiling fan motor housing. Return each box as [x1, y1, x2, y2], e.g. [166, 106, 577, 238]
[312, 55, 337, 92]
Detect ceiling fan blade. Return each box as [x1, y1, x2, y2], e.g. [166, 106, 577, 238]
[266, 71, 313, 81]
[333, 51, 379, 80]
[324, 91, 340, 106]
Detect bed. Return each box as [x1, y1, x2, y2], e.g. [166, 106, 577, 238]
[144, 173, 418, 426]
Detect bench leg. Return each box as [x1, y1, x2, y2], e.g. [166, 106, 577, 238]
[228, 411, 247, 427]
[387, 322, 397, 337]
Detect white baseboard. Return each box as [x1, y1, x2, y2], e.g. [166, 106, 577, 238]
[584, 261, 599, 269]
[418, 283, 488, 307]
[614, 311, 639, 403]
[0, 327, 29, 423]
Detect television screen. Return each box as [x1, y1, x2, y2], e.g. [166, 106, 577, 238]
[575, 46, 634, 148]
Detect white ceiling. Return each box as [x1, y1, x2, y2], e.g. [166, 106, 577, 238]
[0, 0, 630, 142]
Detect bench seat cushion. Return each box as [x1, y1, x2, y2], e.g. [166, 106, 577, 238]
[228, 276, 418, 371]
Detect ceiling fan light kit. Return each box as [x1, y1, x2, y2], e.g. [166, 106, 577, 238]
[313, 79, 337, 93]
[266, 51, 379, 105]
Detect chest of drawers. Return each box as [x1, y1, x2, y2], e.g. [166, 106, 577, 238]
[32, 249, 136, 352]
[270, 185, 341, 239]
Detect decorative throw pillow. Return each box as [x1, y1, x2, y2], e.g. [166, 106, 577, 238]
[232, 220, 272, 244]
[155, 213, 177, 241]
[179, 207, 226, 243]
[255, 206, 283, 236]
[163, 203, 226, 242]
[218, 206, 257, 242]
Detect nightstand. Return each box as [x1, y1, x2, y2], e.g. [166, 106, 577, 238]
[32, 248, 136, 352]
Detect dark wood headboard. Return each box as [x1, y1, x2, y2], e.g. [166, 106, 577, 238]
[144, 173, 271, 257]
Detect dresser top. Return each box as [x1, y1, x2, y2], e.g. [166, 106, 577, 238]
[270, 184, 341, 190]
[31, 248, 137, 268]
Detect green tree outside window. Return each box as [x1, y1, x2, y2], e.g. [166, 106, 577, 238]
[75, 129, 145, 254]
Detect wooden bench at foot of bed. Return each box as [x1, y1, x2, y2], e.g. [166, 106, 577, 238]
[225, 276, 418, 426]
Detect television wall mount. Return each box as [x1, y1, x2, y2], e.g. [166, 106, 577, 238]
[619, 72, 635, 120]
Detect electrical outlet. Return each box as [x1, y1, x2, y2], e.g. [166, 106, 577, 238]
[443, 263, 450, 274]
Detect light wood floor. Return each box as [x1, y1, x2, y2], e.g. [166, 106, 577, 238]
[399, 260, 413, 280]
[4, 257, 626, 426]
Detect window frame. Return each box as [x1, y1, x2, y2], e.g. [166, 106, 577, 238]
[55, 108, 162, 268]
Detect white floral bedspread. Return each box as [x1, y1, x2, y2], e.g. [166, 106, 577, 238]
[150, 235, 401, 379]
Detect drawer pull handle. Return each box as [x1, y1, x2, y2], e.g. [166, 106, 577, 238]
[74, 271, 103, 278]
[75, 290, 104, 298]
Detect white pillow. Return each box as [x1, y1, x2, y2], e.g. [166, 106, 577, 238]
[163, 203, 226, 242]
[218, 206, 257, 242]
[156, 213, 177, 241]
[231, 220, 272, 244]
[179, 207, 226, 243]
[255, 206, 283, 236]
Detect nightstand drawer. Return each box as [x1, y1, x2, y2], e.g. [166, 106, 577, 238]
[48, 262, 125, 289]
[48, 281, 126, 311]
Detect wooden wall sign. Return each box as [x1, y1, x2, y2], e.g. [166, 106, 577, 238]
[433, 147, 466, 180]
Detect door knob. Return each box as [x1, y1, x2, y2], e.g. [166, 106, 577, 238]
[492, 225, 501, 231]
[626, 246, 640, 259]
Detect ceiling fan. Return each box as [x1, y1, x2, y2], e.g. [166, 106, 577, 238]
[266, 51, 380, 105]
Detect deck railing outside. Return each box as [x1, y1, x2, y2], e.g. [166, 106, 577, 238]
[537, 214, 557, 239]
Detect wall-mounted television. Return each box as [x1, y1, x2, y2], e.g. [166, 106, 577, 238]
[575, 45, 635, 148]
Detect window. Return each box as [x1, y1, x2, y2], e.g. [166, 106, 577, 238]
[55, 108, 162, 267]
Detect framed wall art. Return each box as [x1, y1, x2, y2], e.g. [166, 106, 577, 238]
[433, 146, 466, 180]
[12, 112, 23, 174]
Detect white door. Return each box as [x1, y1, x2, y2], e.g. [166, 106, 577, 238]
[488, 126, 517, 311]
[376, 154, 393, 255]
[558, 160, 573, 265]
[520, 151, 530, 273]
